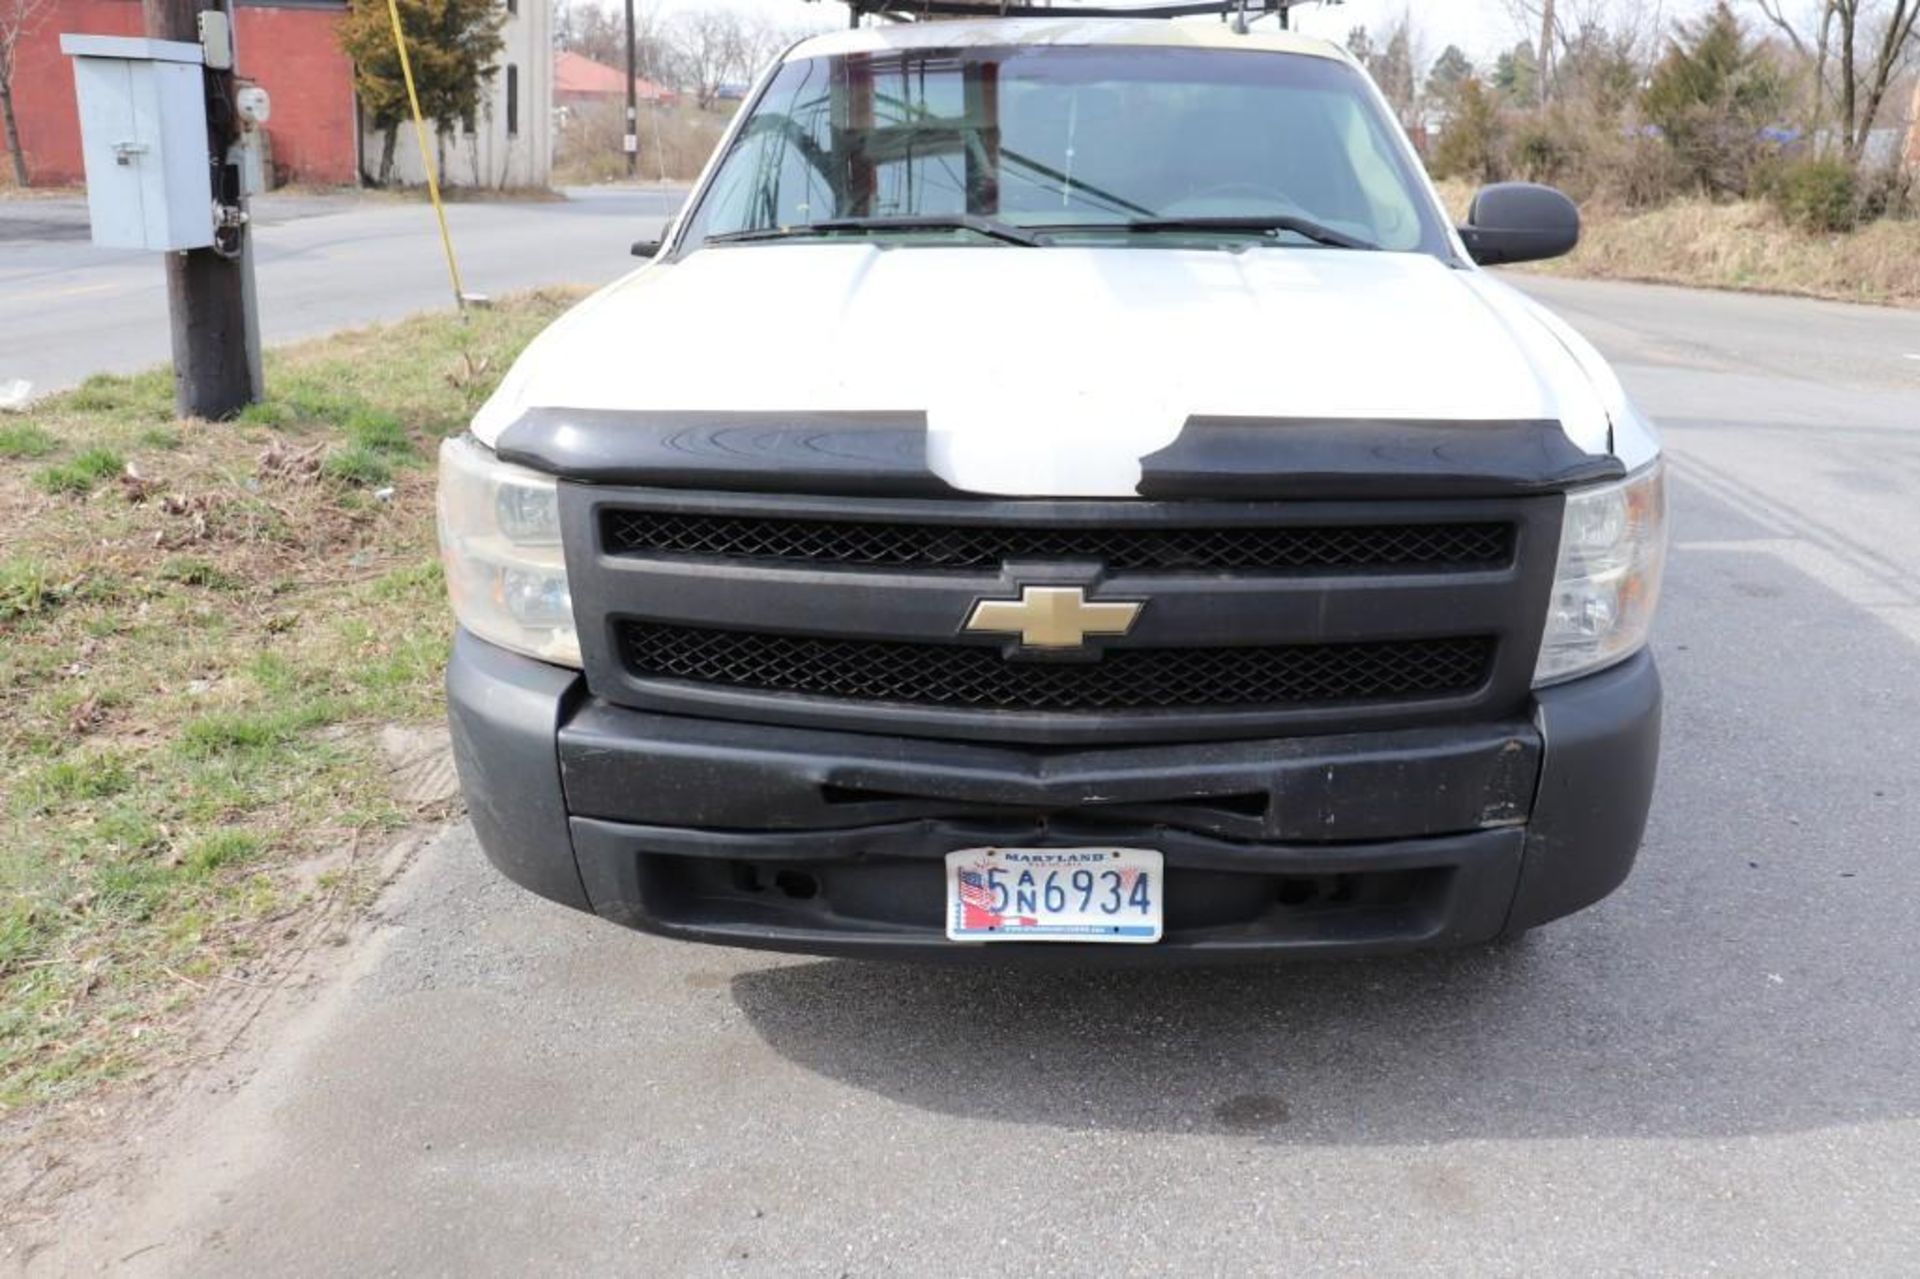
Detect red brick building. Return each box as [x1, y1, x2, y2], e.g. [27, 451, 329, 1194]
[5, 0, 357, 187]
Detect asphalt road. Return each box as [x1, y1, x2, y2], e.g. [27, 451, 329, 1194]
[0, 187, 682, 398]
[25, 276, 1920, 1275]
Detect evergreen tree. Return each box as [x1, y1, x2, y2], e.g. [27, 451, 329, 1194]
[1425, 44, 1476, 123]
[1373, 21, 1419, 128]
[1493, 41, 1540, 107]
[1345, 25, 1374, 66]
[338, 0, 507, 185]
[1640, 1, 1782, 195]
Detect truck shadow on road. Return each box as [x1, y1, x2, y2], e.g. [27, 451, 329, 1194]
[725, 890, 1912, 1144]
[723, 923, 1871, 1144]
[726, 474, 1920, 1145]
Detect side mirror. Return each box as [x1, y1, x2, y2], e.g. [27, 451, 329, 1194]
[630, 239, 661, 259]
[1457, 183, 1580, 266]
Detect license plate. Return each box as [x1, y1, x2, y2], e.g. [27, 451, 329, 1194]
[945, 847, 1164, 944]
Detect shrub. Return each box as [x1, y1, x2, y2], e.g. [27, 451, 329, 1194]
[1604, 133, 1688, 209]
[1434, 88, 1683, 212]
[1431, 78, 1505, 184]
[1856, 165, 1915, 223]
[1765, 157, 1859, 232]
[1510, 115, 1582, 189]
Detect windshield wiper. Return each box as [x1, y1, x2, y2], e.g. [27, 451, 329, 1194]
[1055, 216, 1379, 251]
[706, 214, 1045, 248]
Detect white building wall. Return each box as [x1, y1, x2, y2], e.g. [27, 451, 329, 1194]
[364, 0, 552, 188]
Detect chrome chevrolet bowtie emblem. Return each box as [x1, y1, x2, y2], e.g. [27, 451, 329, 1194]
[964, 586, 1143, 650]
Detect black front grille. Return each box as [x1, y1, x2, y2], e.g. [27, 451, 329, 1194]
[602, 509, 1513, 573]
[620, 623, 1495, 713]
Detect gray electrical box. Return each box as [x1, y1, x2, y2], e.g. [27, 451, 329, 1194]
[60, 34, 215, 252]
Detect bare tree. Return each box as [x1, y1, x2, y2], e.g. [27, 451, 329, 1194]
[1501, 0, 1670, 100]
[1539, 0, 1559, 98]
[1907, 75, 1920, 166]
[660, 9, 822, 108]
[557, 0, 680, 85]
[557, 0, 629, 65]
[670, 8, 749, 110]
[1755, 0, 1920, 161]
[1349, 11, 1427, 127]
[0, 0, 53, 186]
[738, 14, 799, 82]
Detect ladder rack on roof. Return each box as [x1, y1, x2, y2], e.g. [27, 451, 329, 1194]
[839, 0, 1330, 29]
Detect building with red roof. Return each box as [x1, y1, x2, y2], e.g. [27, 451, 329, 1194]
[554, 50, 677, 111]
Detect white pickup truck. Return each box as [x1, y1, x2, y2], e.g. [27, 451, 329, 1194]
[437, 14, 1666, 961]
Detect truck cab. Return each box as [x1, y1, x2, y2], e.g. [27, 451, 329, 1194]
[437, 15, 1666, 961]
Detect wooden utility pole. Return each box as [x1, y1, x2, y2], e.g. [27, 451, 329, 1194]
[1906, 79, 1920, 174]
[1536, 0, 1556, 104]
[142, 0, 259, 419]
[624, 0, 637, 178]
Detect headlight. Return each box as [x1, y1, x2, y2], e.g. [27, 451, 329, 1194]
[436, 434, 580, 668]
[1534, 461, 1667, 687]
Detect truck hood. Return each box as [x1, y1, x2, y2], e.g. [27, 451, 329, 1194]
[474, 243, 1619, 497]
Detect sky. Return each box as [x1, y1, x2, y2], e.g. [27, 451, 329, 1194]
[640, 0, 1723, 68]
[1282, 0, 1720, 62]
[1291, 0, 1533, 61]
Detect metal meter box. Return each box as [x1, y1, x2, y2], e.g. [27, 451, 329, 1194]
[59, 34, 215, 252]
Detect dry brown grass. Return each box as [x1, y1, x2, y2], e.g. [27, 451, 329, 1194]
[1432, 176, 1920, 308]
[1532, 198, 1920, 307]
[555, 100, 736, 185]
[0, 170, 83, 200]
[0, 290, 582, 1114]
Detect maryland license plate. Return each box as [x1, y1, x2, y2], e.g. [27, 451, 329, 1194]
[945, 847, 1164, 943]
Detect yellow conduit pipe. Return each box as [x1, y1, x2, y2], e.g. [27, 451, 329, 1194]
[384, 0, 467, 311]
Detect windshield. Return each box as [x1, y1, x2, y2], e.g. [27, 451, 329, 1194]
[676, 44, 1448, 255]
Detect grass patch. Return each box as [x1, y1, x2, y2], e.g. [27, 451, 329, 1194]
[178, 702, 339, 760]
[0, 288, 580, 1113]
[35, 447, 124, 496]
[14, 752, 136, 814]
[321, 444, 395, 487]
[0, 423, 60, 460]
[371, 560, 442, 600]
[63, 369, 173, 420]
[0, 558, 68, 621]
[343, 408, 412, 457]
[182, 831, 265, 876]
[159, 555, 239, 590]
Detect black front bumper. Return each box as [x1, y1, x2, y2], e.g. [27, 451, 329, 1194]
[448, 629, 1661, 963]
